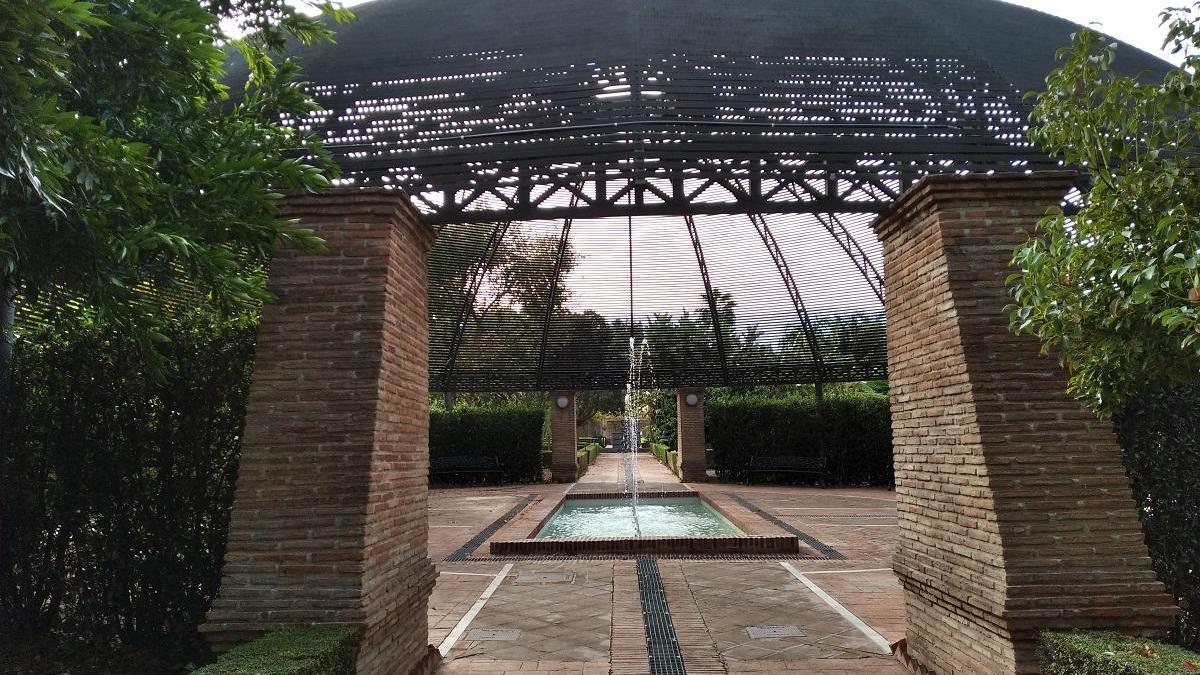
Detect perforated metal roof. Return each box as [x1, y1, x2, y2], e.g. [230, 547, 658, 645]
[271, 0, 1166, 391]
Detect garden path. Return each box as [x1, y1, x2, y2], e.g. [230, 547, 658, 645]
[428, 454, 905, 674]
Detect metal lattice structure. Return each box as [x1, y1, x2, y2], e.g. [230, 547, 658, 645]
[272, 0, 1165, 391]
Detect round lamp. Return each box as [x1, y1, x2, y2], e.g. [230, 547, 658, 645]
[555, 395, 570, 409]
[685, 392, 700, 406]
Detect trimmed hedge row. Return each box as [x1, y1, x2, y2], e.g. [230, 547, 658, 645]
[706, 391, 892, 485]
[194, 626, 360, 675]
[1039, 631, 1200, 675]
[646, 442, 682, 477]
[576, 442, 601, 476]
[1113, 382, 1200, 648]
[429, 404, 546, 483]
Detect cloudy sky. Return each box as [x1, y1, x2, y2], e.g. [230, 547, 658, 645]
[1001, 0, 1181, 64]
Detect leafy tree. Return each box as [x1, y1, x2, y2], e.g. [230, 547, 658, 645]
[1009, 5, 1200, 411]
[0, 0, 350, 386]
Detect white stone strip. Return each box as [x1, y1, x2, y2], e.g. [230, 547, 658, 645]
[801, 568, 892, 575]
[800, 523, 896, 527]
[779, 561, 892, 655]
[437, 562, 514, 656]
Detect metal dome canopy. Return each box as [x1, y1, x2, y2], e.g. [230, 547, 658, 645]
[280, 0, 1167, 392]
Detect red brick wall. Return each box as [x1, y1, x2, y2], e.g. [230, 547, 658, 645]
[550, 390, 578, 482]
[875, 173, 1178, 674]
[200, 190, 439, 675]
[676, 388, 707, 482]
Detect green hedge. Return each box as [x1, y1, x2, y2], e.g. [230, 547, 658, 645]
[430, 404, 546, 483]
[194, 626, 360, 675]
[1114, 382, 1200, 648]
[706, 391, 892, 485]
[1039, 631, 1200, 675]
[648, 441, 669, 464]
[0, 311, 254, 655]
[575, 442, 601, 476]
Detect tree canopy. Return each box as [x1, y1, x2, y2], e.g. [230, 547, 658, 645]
[0, 0, 350, 379]
[1010, 4, 1200, 412]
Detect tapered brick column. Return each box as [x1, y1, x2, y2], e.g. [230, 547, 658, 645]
[550, 390, 578, 482]
[201, 191, 441, 675]
[874, 172, 1177, 674]
[676, 387, 707, 482]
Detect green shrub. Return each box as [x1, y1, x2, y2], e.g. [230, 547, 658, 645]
[194, 626, 360, 675]
[541, 450, 553, 468]
[1114, 382, 1200, 648]
[429, 404, 545, 483]
[575, 443, 601, 475]
[706, 390, 892, 485]
[667, 450, 680, 476]
[0, 311, 255, 652]
[648, 442, 669, 464]
[1039, 631, 1200, 675]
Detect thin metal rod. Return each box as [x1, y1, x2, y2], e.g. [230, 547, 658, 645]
[685, 215, 732, 386]
[627, 212, 634, 340]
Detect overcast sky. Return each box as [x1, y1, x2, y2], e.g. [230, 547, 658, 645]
[1000, 0, 1181, 64]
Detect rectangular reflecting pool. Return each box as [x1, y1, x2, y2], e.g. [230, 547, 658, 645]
[534, 496, 742, 538]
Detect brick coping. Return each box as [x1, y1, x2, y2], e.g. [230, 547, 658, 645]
[561, 490, 697, 500]
[489, 534, 801, 556]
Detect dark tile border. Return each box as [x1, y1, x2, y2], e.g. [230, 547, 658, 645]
[728, 492, 847, 560]
[443, 493, 538, 562]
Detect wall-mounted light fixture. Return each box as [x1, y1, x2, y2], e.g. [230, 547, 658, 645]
[555, 395, 570, 409]
[685, 392, 700, 406]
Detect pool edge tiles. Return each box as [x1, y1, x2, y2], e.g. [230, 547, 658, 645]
[489, 534, 802, 557]
[488, 493, 804, 557]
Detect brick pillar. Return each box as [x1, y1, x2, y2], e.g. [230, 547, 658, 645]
[874, 172, 1177, 674]
[200, 190, 441, 675]
[676, 387, 706, 482]
[550, 390, 578, 482]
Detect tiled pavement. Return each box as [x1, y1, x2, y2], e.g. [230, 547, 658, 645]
[429, 454, 906, 674]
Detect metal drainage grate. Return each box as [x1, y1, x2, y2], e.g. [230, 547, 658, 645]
[747, 625, 806, 639]
[729, 493, 847, 560]
[636, 557, 686, 675]
[444, 494, 538, 562]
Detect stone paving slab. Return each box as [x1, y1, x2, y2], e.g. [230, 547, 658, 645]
[429, 476, 906, 674]
[443, 561, 614, 666]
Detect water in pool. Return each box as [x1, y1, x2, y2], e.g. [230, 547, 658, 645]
[534, 497, 742, 538]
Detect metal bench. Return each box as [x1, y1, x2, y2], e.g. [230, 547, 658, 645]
[429, 455, 505, 485]
[743, 455, 827, 486]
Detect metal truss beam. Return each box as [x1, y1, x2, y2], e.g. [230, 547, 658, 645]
[535, 199, 578, 387]
[749, 213, 827, 395]
[685, 215, 732, 386]
[442, 220, 511, 393]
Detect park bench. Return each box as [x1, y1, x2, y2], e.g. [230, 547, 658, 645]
[429, 455, 505, 485]
[743, 455, 827, 486]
